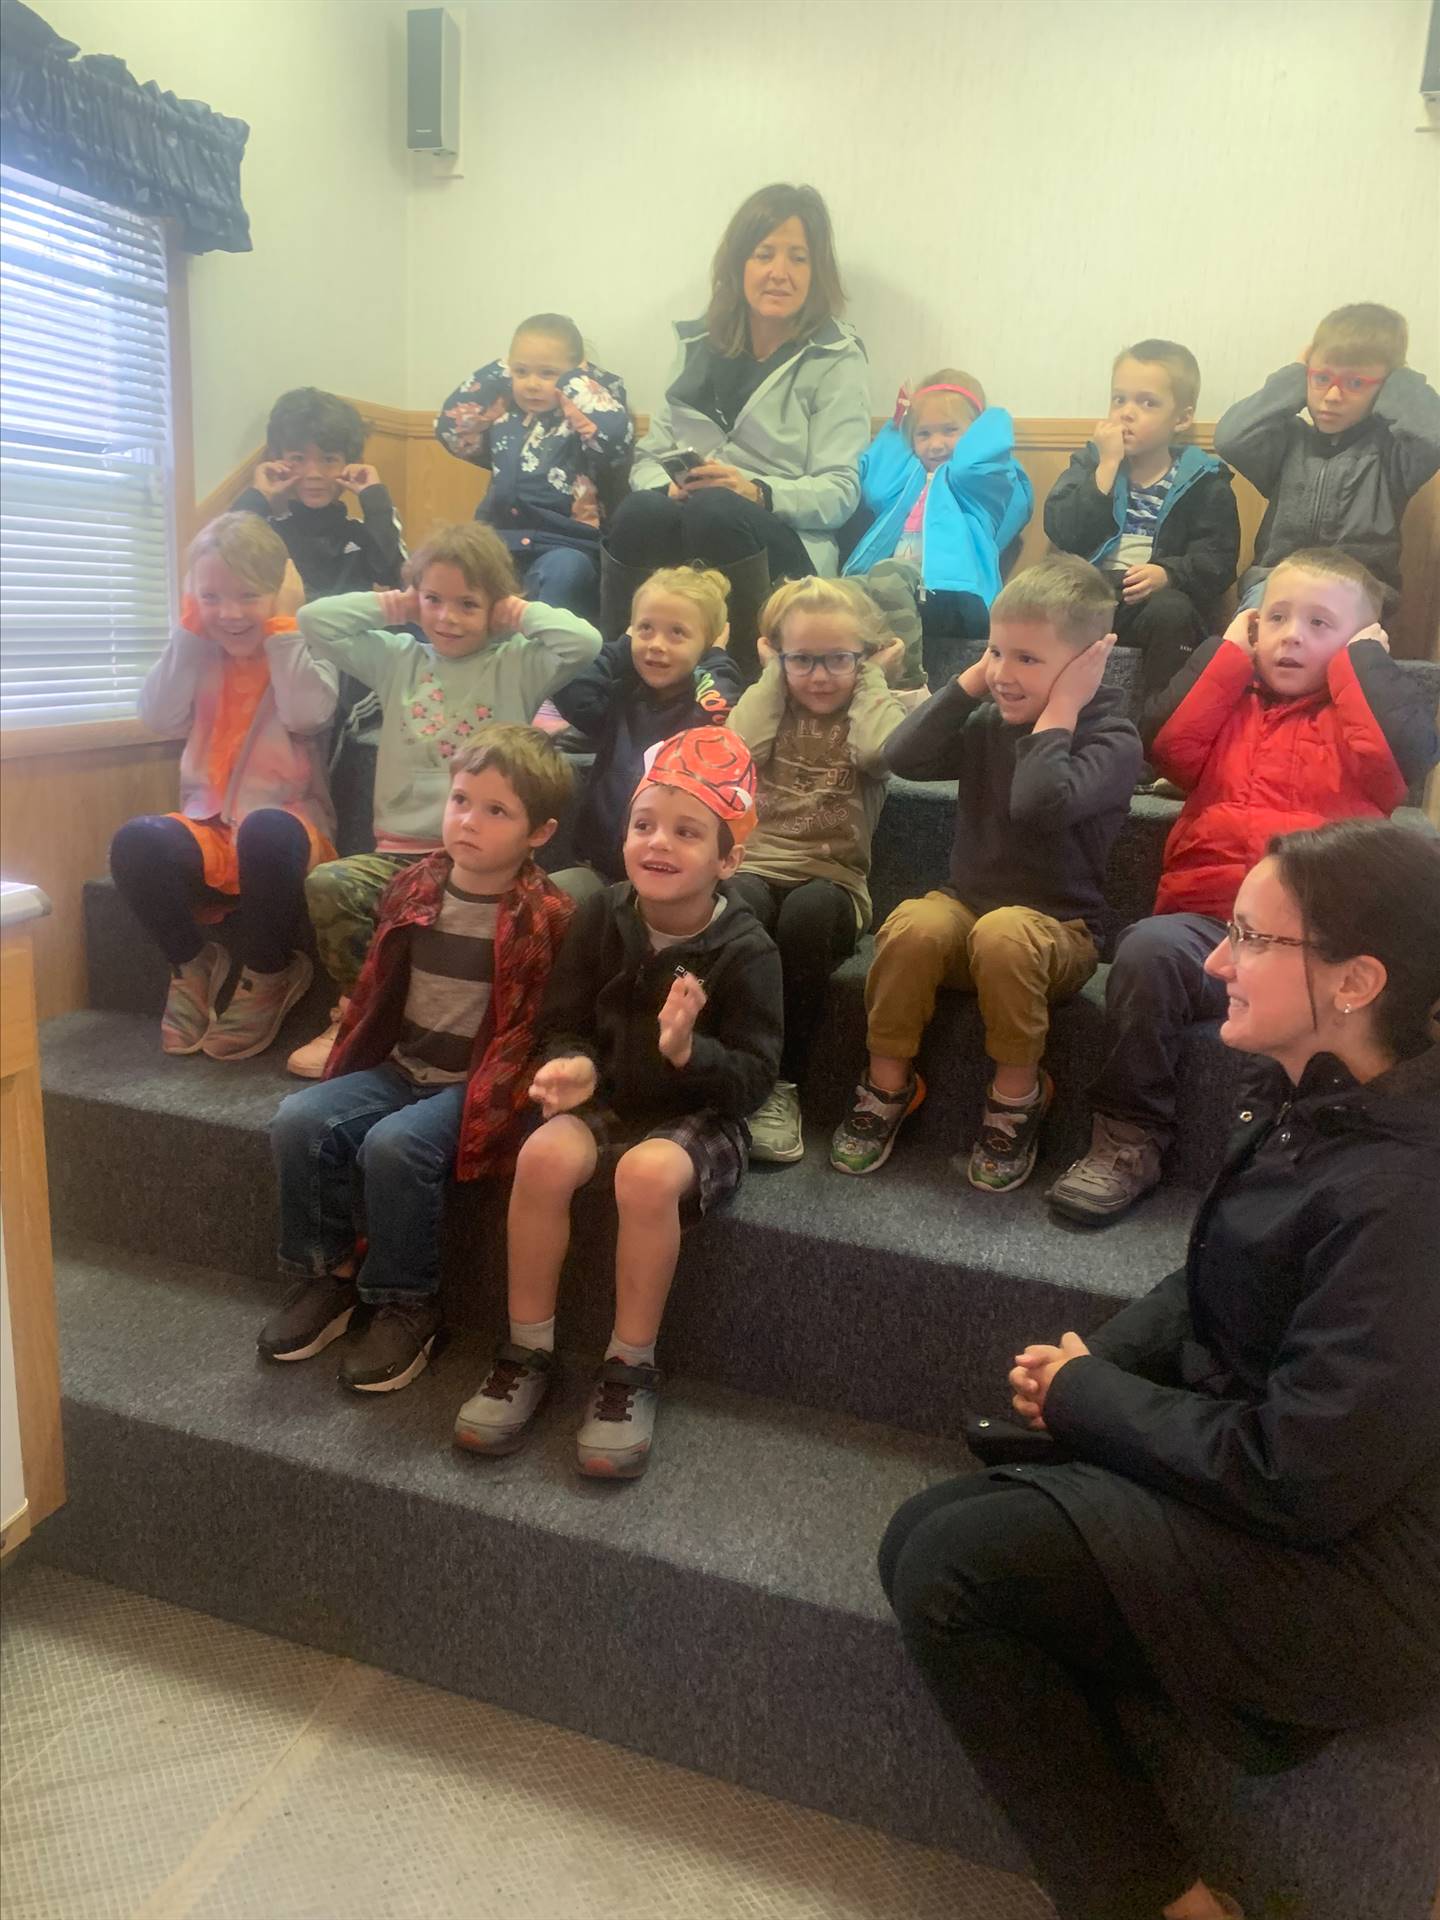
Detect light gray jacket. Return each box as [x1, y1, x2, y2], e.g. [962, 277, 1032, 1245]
[630, 318, 870, 572]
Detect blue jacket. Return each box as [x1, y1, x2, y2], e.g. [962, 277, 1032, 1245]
[436, 359, 634, 551]
[843, 409, 1033, 600]
[1043, 442, 1239, 611]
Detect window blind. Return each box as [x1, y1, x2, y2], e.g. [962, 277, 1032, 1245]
[0, 165, 177, 728]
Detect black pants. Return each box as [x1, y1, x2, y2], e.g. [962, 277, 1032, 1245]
[1113, 587, 1206, 697]
[110, 810, 311, 975]
[607, 485, 812, 583]
[728, 874, 857, 1083]
[1088, 912, 1228, 1145]
[880, 1474, 1198, 1920]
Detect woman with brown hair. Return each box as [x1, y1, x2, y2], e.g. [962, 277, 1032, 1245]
[603, 183, 870, 671]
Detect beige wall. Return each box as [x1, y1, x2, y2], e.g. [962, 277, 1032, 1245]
[405, 0, 1440, 425]
[42, 0, 411, 498]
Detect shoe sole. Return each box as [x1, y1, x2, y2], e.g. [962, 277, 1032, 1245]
[1045, 1182, 1154, 1226]
[454, 1420, 532, 1457]
[259, 1303, 355, 1362]
[202, 955, 314, 1062]
[749, 1136, 805, 1165]
[342, 1335, 436, 1395]
[576, 1445, 649, 1479]
[829, 1078, 926, 1177]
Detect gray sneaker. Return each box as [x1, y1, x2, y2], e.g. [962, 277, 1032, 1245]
[258, 1272, 358, 1361]
[576, 1358, 661, 1479]
[748, 1080, 804, 1163]
[454, 1344, 554, 1455]
[1046, 1113, 1163, 1224]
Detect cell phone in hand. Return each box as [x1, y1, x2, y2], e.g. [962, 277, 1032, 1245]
[660, 449, 705, 482]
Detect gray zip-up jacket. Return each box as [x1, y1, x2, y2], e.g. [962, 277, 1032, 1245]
[630, 318, 871, 572]
[1214, 363, 1440, 603]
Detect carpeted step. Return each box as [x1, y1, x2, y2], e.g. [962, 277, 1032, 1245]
[38, 1243, 1440, 1920]
[41, 1008, 1201, 1438]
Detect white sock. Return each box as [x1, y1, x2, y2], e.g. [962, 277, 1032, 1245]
[510, 1314, 555, 1354]
[608, 1332, 656, 1369]
[992, 1080, 1040, 1109]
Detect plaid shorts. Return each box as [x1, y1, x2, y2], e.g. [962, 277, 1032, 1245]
[580, 1106, 748, 1222]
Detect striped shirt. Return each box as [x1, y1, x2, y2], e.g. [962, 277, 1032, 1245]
[392, 882, 501, 1084]
[1114, 465, 1175, 568]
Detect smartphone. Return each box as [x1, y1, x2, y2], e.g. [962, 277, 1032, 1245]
[659, 449, 705, 482]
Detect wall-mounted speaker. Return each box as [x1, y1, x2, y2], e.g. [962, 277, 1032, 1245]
[406, 7, 460, 155]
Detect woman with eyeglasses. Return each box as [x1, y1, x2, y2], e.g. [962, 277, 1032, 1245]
[601, 183, 869, 675]
[880, 817, 1440, 1920]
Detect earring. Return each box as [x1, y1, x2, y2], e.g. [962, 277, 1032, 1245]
[1341, 1004, 1352, 1016]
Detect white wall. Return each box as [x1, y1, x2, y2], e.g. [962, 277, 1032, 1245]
[407, 0, 1439, 425]
[42, 0, 411, 496]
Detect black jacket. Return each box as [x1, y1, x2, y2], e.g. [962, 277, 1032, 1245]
[1037, 1046, 1440, 1765]
[537, 883, 782, 1125]
[233, 487, 407, 598]
[1043, 442, 1240, 614]
[550, 639, 744, 880]
[884, 681, 1142, 939]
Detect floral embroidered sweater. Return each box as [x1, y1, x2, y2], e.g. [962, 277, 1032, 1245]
[297, 592, 601, 848]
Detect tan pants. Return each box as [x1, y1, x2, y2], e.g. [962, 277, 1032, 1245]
[865, 892, 1099, 1069]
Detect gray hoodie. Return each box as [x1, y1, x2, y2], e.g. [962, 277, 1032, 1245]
[630, 318, 871, 572]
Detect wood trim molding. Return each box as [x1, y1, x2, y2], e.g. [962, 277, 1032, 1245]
[0, 719, 184, 763]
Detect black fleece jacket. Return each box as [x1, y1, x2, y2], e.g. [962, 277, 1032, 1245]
[232, 487, 406, 598]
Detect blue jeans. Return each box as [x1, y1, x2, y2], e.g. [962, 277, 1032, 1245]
[271, 1065, 466, 1302]
[515, 542, 600, 622]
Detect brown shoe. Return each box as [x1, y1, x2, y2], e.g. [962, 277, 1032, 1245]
[338, 1299, 442, 1394]
[1046, 1112, 1163, 1224]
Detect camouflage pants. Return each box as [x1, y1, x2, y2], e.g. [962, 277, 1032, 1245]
[306, 852, 427, 994]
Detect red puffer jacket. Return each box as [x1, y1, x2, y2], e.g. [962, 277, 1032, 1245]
[1149, 635, 1438, 920]
[327, 854, 574, 1177]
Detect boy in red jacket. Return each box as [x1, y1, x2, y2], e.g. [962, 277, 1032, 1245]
[1048, 547, 1437, 1224]
[260, 725, 576, 1391]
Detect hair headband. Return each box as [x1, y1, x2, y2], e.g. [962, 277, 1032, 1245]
[892, 382, 985, 426]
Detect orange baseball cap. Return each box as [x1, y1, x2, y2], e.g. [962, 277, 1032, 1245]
[632, 726, 758, 845]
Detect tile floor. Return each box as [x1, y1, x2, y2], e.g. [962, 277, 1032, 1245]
[1, 1562, 1053, 1920]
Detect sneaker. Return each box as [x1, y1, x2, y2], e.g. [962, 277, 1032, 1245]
[748, 1080, 804, 1164]
[287, 1006, 343, 1079]
[160, 942, 229, 1055]
[338, 1298, 442, 1393]
[202, 952, 313, 1062]
[453, 1343, 554, 1455]
[257, 1272, 358, 1362]
[576, 1357, 660, 1479]
[966, 1073, 1055, 1193]
[830, 1074, 926, 1176]
[1046, 1112, 1163, 1224]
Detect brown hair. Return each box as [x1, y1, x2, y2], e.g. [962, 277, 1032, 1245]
[405, 524, 518, 601]
[706, 183, 845, 359]
[1268, 547, 1384, 622]
[265, 388, 365, 462]
[1311, 303, 1407, 372]
[633, 567, 730, 647]
[451, 723, 575, 829]
[903, 368, 986, 443]
[187, 512, 289, 595]
[1114, 339, 1201, 415]
[511, 312, 584, 363]
[759, 576, 890, 657]
[992, 554, 1116, 649]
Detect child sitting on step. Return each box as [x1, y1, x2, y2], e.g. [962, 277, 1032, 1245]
[112, 513, 337, 1061]
[285, 523, 601, 1079]
[546, 565, 744, 900]
[843, 370, 1033, 695]
[261, 727, 576, 1394]
[1047, 546, 1438, 1226]
[830, 555, 1142, 1192]
[728, 577, 907, 1163]
[452, 727, 782, 1479]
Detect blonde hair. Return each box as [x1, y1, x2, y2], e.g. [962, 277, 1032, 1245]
[1268, 547, 1384, 622]
[188, 512, 289, 595]
[992, 555, 1115, 649]
[1312, 303, 1407, 372]
[760, 576, 889, 656]
[706, 183, 845, 359]
[632, 567, 730, 647]
[1114, 339, 1201, 415]
[406, 523, 518, 601]
[451, 723, 576, 829]
[904, 367, 986, 443]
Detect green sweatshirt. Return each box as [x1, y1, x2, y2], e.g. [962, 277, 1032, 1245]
[297, 592, 600, 846]
[728, 659, 905, 928]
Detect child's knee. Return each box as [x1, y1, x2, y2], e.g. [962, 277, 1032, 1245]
[875, 895, 960, 961]
[968, 908, 1046, 970]
[613, 1139, 692, 1214]
[304, 857, 348, 912]
[237, 807, 308, 864]
[515, 1116, 594, 1193]
[271, 1083, 329, 1155]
